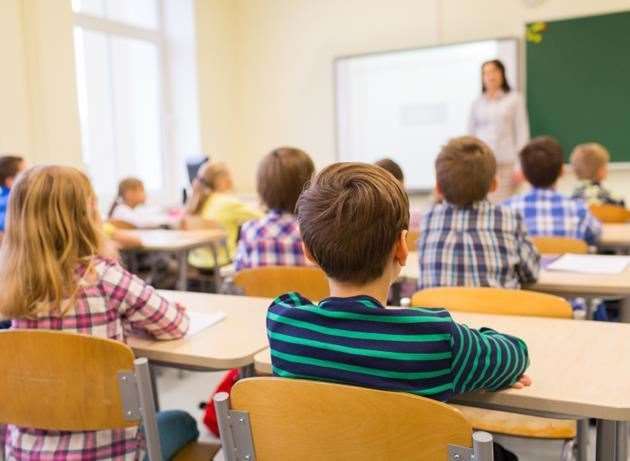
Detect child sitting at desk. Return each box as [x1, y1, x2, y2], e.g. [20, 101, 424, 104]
[186, 162, 261, 269]
[267, 162, 530, 397]
[0, 165, 198, 460]
[418, 136, 540, 289]
[504, 136, 602, 245]
[235, 147, 315, 271]
[109, 177, 177, 229]
[0, 154, 27, 235]
[570, 142, 625, 207]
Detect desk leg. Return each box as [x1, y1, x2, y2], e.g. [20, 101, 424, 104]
[149, 362, 161, 411]
[239, 364, 255, 379]
[176, 250, 188, 291]
[209, 243, 222, 292]
[596, 420, 617, 461]
[616, 421, 627, 461]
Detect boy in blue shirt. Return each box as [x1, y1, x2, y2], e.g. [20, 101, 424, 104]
[0, 155, 26, 233]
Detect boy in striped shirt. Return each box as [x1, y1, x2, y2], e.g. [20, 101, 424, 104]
[267, 162, 531, 402]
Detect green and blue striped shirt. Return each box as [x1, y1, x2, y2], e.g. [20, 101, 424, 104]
[267, 293, 529, 401]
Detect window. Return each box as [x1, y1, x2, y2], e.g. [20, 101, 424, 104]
[73, 0, 200, 203]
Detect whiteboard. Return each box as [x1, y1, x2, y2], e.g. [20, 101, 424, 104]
[335, 39, 519, 191]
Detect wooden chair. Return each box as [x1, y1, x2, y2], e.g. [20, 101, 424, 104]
[411, 287, 573, 319]
[589, 204, 630, 223]
[530, 236, 589, 254]
[406, 229, 420, 249]
[233, 266, 329, 300]
[410, 287, 577, 458]
[214, 377, 494, 461]
[0, 330, 217, 461]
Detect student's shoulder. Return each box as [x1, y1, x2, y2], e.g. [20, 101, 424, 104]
[89, 255, 132, 285]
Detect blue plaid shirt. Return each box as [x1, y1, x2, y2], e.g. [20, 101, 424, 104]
[418, 200, 540, 289]
[503, 188, 602, 246]
[0, 186, 10, 232]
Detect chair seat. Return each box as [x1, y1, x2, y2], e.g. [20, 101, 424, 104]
[452, 405, 577, 440]
[173, 441, 221, 461]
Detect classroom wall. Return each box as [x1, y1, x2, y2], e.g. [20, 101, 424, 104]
[0, 0, 83, 167]
[195, 0, 630, 202]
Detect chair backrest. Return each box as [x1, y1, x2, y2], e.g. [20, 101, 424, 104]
[411, 287, 572, 319]
[0, 330, 138, 430]
[530, 236, 589, 254]
[0, 330, 163, 460]
[108, 219, 137, 230]
[406, 229, 420, 249]
[226, 377, 473, 461]
[589, 204, 630, 223]
[233, 266, 329, 300]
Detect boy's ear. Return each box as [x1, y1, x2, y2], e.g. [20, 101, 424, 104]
[394, 230, 409, 267]
[489, 176, 498, 193]
[301, 242, 318, 266]
[5, 177, 14, 189]
[434, 183, 444, 201]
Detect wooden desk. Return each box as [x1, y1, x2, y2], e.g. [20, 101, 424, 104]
[600, 224, 630, 252]
[129, 291, 269, 372]
[125, 230, 228, 290]
[254, 312, 630, 459]
[401, 251, 630, 298]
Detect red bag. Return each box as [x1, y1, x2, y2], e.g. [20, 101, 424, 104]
[203, 368, 240, 437]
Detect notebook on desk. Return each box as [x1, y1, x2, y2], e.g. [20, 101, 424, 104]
[545, 254, 630, 275]
[186, 310, 226, 337]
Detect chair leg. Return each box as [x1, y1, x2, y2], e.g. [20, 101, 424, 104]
[561, 439, 575, 461]
[135, 358, 164, 461]
[576, 419, 589, 461]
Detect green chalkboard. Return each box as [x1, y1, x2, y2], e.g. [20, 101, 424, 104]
[526, 11, 630, 162]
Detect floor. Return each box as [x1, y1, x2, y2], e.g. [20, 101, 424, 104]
[157, 367, 606, 461]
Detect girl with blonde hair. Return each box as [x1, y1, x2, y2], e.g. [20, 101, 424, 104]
[186, 162, 261, 269]
[0, 165, 199, 460]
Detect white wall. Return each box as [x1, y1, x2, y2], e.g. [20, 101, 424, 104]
[195, 0, 630, 202]
[0, 0, 83, 167]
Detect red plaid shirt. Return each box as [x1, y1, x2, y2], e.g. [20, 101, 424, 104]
[1, 256, 189, 461]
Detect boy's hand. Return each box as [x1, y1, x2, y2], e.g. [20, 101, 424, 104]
[511, 374, 532, 389]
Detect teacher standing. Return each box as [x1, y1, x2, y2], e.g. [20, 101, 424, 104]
[468, 59, 530, 202]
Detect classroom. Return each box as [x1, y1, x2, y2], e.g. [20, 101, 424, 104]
[1, 1, 630, 460]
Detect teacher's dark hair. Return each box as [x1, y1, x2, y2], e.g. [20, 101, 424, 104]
[481, 59, 511, 93]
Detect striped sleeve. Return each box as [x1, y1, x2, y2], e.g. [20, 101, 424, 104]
[450, 322, 529, 394]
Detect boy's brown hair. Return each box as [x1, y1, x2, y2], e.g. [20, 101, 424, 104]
[296, 162, 409, 284]
[519, 136, 564, 188]
[570, 143, 609, 181]
[375, 158, 404, 184]
[257, 147, 315, 213]
[435, 136, 496, 207]
[0, 155, 25, 187]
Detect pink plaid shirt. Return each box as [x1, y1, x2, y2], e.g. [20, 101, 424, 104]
[1, 256, 189, 461]
[234, 210, 307, 271]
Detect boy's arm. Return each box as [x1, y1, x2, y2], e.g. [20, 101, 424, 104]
[515, 216, 540, 284]
[581, 208, 602, 246]
[450, 322, 529, 395]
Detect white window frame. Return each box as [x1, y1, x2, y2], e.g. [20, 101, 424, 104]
[73, 1, 177, 202]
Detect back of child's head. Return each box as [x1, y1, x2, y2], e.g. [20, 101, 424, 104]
[0, 165, 103, 318]
[186, 162, 231, 215]
[0, 155, 25, 188]
[570, 143, 610, 181]
[109, 177, 145, 217]
[375, 158, 404, 185]
[257, 147, 315, 214]
[296, 162, 409, 284]
[436, 136, 496, 207]
[519, 136, 564, 188]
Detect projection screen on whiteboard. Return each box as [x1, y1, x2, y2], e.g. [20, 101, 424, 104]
[335, 38, 519, 191]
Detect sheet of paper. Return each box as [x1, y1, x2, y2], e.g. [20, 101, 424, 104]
[186, 310, 226, 337]
[545, 254, 630, 275]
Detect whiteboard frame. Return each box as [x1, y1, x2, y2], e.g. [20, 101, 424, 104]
[333, 37, 522, 194]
